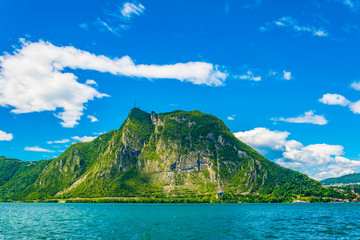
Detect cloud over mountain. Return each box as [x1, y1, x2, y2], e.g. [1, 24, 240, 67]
[234, 127, 360, 180]
[0, 40, 227, 128]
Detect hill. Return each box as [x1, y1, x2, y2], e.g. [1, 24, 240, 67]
[321, 173, 360, 186]
[0, 108, 351, 203]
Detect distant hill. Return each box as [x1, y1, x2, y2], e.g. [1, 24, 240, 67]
[321, 173, 360, 186]
[0, 108, 352, 203]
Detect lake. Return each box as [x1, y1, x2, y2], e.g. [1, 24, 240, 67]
[0, 203, 359, 239]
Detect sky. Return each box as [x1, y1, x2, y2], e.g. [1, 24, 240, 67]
[1, 0, 360, 180]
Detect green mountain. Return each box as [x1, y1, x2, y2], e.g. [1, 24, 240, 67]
[0, 108, 350, 202]
[321, 173, 360, 186]
[0, 156, 51, 200]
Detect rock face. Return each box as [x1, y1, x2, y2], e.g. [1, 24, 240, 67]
[0, 108, 324, 200]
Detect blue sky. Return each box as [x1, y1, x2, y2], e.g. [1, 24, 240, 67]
[1, 0, 360, 179]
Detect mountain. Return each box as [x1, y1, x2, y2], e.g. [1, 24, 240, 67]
[321, 173, 360, 186]
[0, 156, 50, 200]
[0, 108, 349, 202]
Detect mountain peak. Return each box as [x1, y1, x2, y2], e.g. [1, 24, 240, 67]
[128, 107, 148, 117]
[0, 109, 346, 203]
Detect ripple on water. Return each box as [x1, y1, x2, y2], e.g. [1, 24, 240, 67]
[1, 203, 360, 239]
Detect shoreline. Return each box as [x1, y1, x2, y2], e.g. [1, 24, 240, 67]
[0, 196, 355, 204]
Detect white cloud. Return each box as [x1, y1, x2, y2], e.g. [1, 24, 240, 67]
[96, 2, 144, 37]
[261, 16, 328, 37]
[313, 30, 328, 37]
[47, 139, 70, 144]
[227, 114, 236, 121]
[319, 93, 351, 106]
[72, 136, 97, 142]
[121, 2, 145, 19]
[304, 144, 344, 156]
[0, 130, 13, 141]
[234, 127, 360, 180]
[85, 79, 97, 85]
[279, 145, 360, 180]
[315, 163, 356, 180]
[87, 115, 99, 122]
[237, 71, 261, 81]
[350, 100, 360, 114]
[24, 146, 55, 152]
[234, 68, 293, 82]
[319, 93, 360, 115]
[285, 140, 303, 151]
[282, 70, 292, 80]
[273, 110, 328, 125]
[234, 127, 290, 151]
[0, 40, 227, 128]
[351, 81, 360, 91]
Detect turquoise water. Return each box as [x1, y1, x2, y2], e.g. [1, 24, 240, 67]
[0, 203, 360, 239]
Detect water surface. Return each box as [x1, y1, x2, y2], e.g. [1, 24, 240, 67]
[0, 203, 359, 239]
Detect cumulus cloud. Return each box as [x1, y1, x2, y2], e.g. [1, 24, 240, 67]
[350, 100, 360, 114]
[227, 114, 236, 121]
[0, 40, 227, 128]
[351, 81, 360, 91]
[260, 16, 328, 37]
[233, 67, 294, 83]
[72, 136, 97, 142]
[278, 144, 360, 180]
[87, 115, 99, 122]
[319, 93, 360, 115]
[315, 163, 357, 180]
[85, 79, 97, 85]
[234, 127, 290, 151]
[46, 139, 70, 144]
[24, 146, 55, 152]
[0, 130, 13, 141]
[234, 127, 360, 180]
[237, 70, 261, 81]
[272, 110, 328, 125]
[282, 70, 292, 80]
[285, 140, 303, 151]
[304, 144, 344, 156]
[234, 68, 293, 82]
[319, 93, 350, 106]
